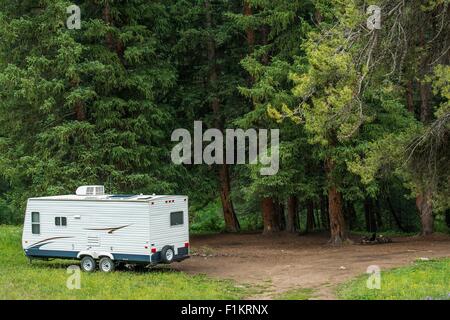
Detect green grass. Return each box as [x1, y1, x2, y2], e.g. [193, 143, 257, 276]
[0, 225, 247, 300]
[337, 259, 450, 300]
[4, 224, 449, 300]
[274, 288, 315, 300]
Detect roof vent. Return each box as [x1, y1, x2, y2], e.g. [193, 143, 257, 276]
[76, 185, 105, 196]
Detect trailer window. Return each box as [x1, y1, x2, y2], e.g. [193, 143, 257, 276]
[170, 211, 184, 226]
[31, 212, 40, 234]
[55, 217, 67, 227]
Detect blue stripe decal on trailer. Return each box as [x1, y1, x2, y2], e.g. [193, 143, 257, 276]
[25, 249, 151, 264]
[25, 249, 78, 259]
[112, 253, 150, 263]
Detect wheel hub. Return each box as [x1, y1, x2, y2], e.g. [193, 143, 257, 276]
[101, 261, 111, 271]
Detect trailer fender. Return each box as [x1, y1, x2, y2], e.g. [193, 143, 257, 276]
[77, 251, 114, 260]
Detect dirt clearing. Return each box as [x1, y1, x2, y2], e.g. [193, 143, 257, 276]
[171, 232, 450, 299]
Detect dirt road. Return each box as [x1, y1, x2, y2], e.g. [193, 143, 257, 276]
[171, 232, 450, 299]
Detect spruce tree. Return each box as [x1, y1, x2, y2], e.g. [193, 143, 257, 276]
[0, 0, 179, 214]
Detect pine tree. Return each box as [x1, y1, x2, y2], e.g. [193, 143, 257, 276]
[231, 0, 318, 233]
[0, 0, 179, 214]
[169, 0, 250, 232]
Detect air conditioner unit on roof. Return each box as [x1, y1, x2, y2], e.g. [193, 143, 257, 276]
[76, 185, 105, 196]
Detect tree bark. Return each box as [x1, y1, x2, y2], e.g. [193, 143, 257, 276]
[286, 195, 299, 233]
[345, 201, 357, 230]
[406, 80, 415, 114]
[416, 189, 434, 235]
[219, 164, 240, 232]
[102, 1, 124, 61]
[205, 0, 239, 232]
[261, 25, 269, 65]
[314, 9, 323, 24]
[243, 1, 255, 50]
[320, 195, 329, 230]
[445, 210, 450, 229]
[419, 82, 431, 123]
[71, 76, 85, 121]
[414, 24, 434, 235]
[278, 201, 286, 230]
[102, 2, 114, 50]
[419, 24, 432, 123]
[385, 195, 406, 232]
[262, 197, 279, 233]
[272, 201, 281, 230]
[374, 198, 383, 228]
[328, 185, 347, 244]
[325, 158, 348, 245]
[306, 200, 315, 232]
[256, 6, 280, 232]
[74, 102, 85, 121]
[364, 197, 377, 233]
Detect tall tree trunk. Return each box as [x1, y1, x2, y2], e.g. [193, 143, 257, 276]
[328, 186, 347, 244]
[278, 201, 286, 230]
[325, 158, 348, 245]
[419, 82, 431, 122]
[102, 1, 125, 62]
[286, 195, 299, 233]
[445, 210, 450, 229]
[219, 164, 240, 232]
[374, 198, 383, 229]
[243, 1, 255, 85]
[406, 80, 415, 114]
[262, 197, 279, 233]
[272, 201, 281, 230]
[416, 189, 434, 235]
[345, 201, 357, 230]
[315, 201, 321, 229]
[102, 2, 114, 50]
[205, 0, 239, 232]
[74, 101, 85, 121]
[414, 24, 434, 236]
[256, 8, 277, 234]
[271, 201, 285, 231]
[78, 0, 125, 121]
[243, 1, 255, 50]
[385, 195, 406, 232]
[314, 9, 323, 24]
[261, 25, 269, 65]
[306, 200, 314, 232]
[419, 26, 432, 124]
[364, 197, 377, 233]
[71, 79, 85, 121]
[320, 195, 329, 230]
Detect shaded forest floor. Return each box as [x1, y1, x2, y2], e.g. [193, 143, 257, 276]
[172, 232, 450, 299]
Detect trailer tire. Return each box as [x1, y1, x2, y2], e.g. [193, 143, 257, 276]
[80, 256, 96, 272]
[161, 246, 175, 264]
[99, 257, 115, 273]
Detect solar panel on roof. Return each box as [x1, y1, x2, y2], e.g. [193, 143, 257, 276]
[107, 194, 137, 199]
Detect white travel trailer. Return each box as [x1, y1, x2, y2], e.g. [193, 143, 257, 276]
[22, 186, 190, 272]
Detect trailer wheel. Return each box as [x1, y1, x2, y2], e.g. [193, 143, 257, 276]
[80, 256, 96, 272]
[99, 257, 115, 273]
[161, 246, 175, 264]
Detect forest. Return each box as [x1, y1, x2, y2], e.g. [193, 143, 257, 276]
[0, 0, 449, 245]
